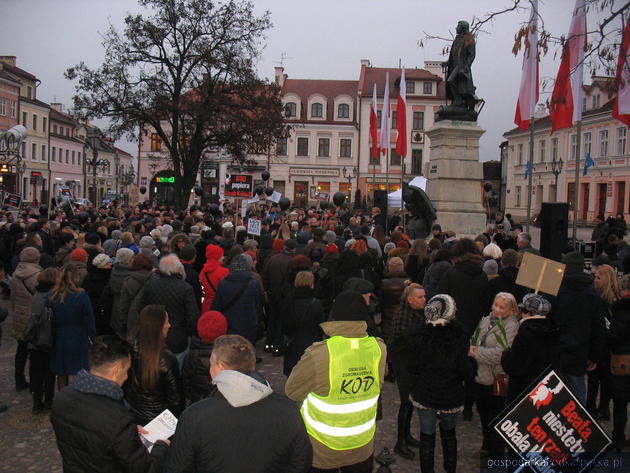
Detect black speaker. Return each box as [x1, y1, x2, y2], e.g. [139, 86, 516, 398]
[373, 190, 387, 213]
[539, 202, 569, 262]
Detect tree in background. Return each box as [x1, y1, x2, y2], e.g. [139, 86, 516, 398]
[66, 0, 288, 208]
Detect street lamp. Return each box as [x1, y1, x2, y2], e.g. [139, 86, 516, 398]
[342, 165, 357, 204]
[114, 152, 120, 198]
[85, 128, 108, 204]
[0, 124, 27, 197]
[550, 155, 564, 202]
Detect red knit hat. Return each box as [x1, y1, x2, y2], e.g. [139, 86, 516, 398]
[197, 311, 227, 343]
[245, 250, 257, 261]
[205, 244, 224, 261]
[69, 248, 88, 263]
[325, 243, 339, 255]
[272, 238, 284, 253]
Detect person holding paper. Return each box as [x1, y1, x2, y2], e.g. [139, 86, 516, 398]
[51, 335, 169, 472]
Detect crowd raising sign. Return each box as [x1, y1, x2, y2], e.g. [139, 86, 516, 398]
[223, 174, 253, 198]
[494, 370, 611, 473]
[247, 218, 261, 236]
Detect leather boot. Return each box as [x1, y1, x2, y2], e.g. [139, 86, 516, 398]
[440, 427, 457, 473]
[32, 392, 44, 415]
[419, 432, 435, 473]
[394, 403, 415, 460]
[402, 401, 420, 447]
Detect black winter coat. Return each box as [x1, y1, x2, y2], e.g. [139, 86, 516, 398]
[119, 270, 153, 336]
[182, 337, 215, 404]
[82, 266, 113, 336]
[124, 349, 185, 426]
[437, 256, 489, 336]
[51, 371, 167, 473]
[283, 287, 324, 376]
[109, 263, 135, 335]
[141, 272, 200, 354]
[408, 322, 473, 411]
[486, 266, 529, 311]
[501, 316, 559, 402]
[262, 250, 293, 304]
[182, 262, 203, 310]
[608, 297, 630, 401]
[547, 272, 605, 376]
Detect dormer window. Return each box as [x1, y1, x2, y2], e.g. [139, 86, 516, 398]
[423, 82, 432, 94]
[406, 81, 415, 94]
[592, 94, 601, 109]
[337, 103, 350, 119]
[311, 103, 323, 118]
[285, 102, 297, 118]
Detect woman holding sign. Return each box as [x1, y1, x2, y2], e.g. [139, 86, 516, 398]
[469, 292, 519, 460]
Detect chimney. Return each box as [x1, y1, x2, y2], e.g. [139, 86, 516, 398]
[274, 66, 286, 88]
[360, 59, 371, 68]
[50, 103, 63, 113]
[0, 56, 17, 67]
[424, 61, 445, 79]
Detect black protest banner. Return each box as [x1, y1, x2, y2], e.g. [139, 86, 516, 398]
[494, 370, 611, 472]
[4, 193, 22, 208]
[224, 174, 253, 198]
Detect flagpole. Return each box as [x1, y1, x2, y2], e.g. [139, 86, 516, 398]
[572, 121, 582, 244]
[526, 119, 535, 233]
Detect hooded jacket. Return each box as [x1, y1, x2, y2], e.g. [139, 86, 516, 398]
[167, 370, 312, 473]
[10, 261, 42, 340]
[118, 269, 153, 336]
[199, 245, 229, 313]
[109, 262, 135, 335]
[51, 370, 167, 473]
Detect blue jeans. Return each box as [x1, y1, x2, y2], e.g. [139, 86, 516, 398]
[417, 408, 457, 435]
[561, 373, 586, 405]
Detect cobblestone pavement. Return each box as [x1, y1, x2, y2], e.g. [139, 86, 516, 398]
[0, 298, 625, 473]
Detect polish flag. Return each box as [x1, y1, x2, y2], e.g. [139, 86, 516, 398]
[613, 17, 630, 128]
[396, 68, 408, 158]
[514, 0, 539, 131]
[370, 83, 379, 158]
[381, 72, 390, 155]
[549, 0, 587, 132]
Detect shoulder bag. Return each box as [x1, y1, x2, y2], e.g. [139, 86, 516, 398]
[24, 297, 55, 351]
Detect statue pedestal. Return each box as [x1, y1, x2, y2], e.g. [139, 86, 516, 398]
[425, 120, 487, 237]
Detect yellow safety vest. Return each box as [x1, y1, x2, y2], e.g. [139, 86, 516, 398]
[301, 335, 382, 451]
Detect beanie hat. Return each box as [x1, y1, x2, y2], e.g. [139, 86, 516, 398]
[179, 245, 196, 262]
[139, 236, 155, 249]
[197, 311, 228, 343]
[85, 232, 101, 245]
[342, 277, 374, 295]
[229, 254, 251, 272]
[425, 294, 457, 326]
[330, 291, 369, 322]
[222, 221, 234, 229]
[272, 239, 285, 253]
[69, 248, 88, 263]
[482, 242, 503, 260]
[205, 244, 224, 261]
[325, 243, 339, 255]
[20, 246, 40, 264]
[245, 250, 257, 261]
[519, 293, 551, 316]
[383, 242, 396, 255]
[115, 248, 135, 266]
[562, 250, 584, 275]
[324, 230, 336, 243]
[92, 253, 112, 268]
[284, 239, 297, 250]
[483, 259, 499, 276]
[397, 240, 410, 249]
[111, 229, 122, 240]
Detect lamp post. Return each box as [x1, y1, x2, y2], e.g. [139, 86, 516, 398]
[0, 124, 27, 197]
[85, 128, 108, 204]
[550, 155, 564, 202]
[114, 152, 120, 199]
[342, 165, 357, 205]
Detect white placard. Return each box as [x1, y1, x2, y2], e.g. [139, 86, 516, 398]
[248, 218, 261, 236]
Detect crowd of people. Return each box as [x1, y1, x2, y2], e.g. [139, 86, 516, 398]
[0, 200, 629, 472]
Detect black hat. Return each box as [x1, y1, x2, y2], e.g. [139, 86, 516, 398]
[562, 251, 584, 275]
[330, 291, 368, 322]
[284, 239, 297, 250]
[342, 277, 374, 294]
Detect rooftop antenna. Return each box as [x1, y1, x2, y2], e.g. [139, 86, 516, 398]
[273, 52, 294, 68]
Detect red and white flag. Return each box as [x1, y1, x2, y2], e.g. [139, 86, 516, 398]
[380, 72, 390, 155]
[396, 68, 408, 158]
[514, 0, 539, 131]
[549, 0, 587, 132]
[613, 17, 630, 127]
[370, 83, 379, 158]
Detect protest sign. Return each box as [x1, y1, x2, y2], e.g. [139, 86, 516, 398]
[494, 370, 611, 472]
[224, 174, 253, 198]
[516, 252, 565, 296]
[247, 218, 261, 236]
[3, 193, 22, 208]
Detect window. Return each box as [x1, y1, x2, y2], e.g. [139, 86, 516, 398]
[10, 100, 16, 117]
[583, 131, 592, 157]
[339, 138, 352, 158]
[412, 149, 423, 175]
[0, 98, 6, 115]
[518, 143, 524, 164]
[297, 137, 309, 156]
[337, 103, 350, 119]
[318, 138, 330, 157]
[377, 110, 382, 128]
[311, 103, 323, 118]
[27, 86, 32, 99]
[32, 143, 36, 160]
[539, 139, 546, 163]
[617, 127, 627, 155]
[552, 137, 559, 162]
[412, 111, 424, 130]
[276, 138, 288, 156]
[423, 82, 432, 94]
[599, 129, 608, 157]
[66, 149, 69, 163]
[41, 145, 46, 161]
[390, 148, 401, 166]
[78, 152, 81, 166]
[316, 181, 330, 195]
[582, 97, 587, 112]
[392, 111, 397, 129]
[339, 182, 351, 196]
[32, 114, 37, 131]
[72, 150, 75, 164]
[369, 153, 380, 165]
[285, 102, 297, 118]
[52, 146, 56, 162]
[22, 111, 27, 126]
[43, 117, 47, 132]
[406, 81, 415, 94]
[150, 133, 161, 152]
[570, 134, 577, 161]
[53, 125, 57, 134]
[592, 94, 601, 109]
[21, 141, 25, 158]
[516, 186, 522, 207]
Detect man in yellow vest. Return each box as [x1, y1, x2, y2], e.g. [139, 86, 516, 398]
[286, 291, 387, 472]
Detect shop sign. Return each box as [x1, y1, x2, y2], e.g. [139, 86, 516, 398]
[289, 167, 340, 177]
[155, 176, 175, 183]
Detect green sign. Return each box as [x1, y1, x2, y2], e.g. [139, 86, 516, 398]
[155, 176, 175, 183]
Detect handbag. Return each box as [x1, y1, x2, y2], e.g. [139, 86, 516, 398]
[493, 373, 509, 397]
[611, 354, 630, 375]
[24, 298, 55, 351]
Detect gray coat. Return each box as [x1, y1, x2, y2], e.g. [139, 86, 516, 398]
[119, 270, 153, 336]
[108, 263, 134, 335]
[472, 313, 519, 386]
[10, 262, 42, 339]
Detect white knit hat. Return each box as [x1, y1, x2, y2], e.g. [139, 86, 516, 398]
[425, 294, 457, 326]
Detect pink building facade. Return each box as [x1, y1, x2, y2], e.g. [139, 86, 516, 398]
[0, 68, 21, 194]
[49, 106, 85, 199]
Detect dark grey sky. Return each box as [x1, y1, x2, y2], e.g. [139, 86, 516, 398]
[0, 0, 607, 160]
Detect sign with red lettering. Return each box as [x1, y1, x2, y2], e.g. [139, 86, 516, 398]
[494, 370, 611, 472]
[224, 174, 253, 198]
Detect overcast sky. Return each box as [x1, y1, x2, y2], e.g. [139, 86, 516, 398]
[0, 0, 614, 162]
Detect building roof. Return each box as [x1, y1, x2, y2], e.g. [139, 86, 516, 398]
[20, 96, 50, 110]
[358, 67, 444, 98]
[49, 107, 77, 125]
[281, 79, 358, 101]
[0, 69, 21, 86]
[0, 61, 37, 82]
[114, 146, 132, 157]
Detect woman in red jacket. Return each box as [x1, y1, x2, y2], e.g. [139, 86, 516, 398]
[199, 244, 229, 312]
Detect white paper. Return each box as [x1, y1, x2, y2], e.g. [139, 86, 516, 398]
[140, 409, 178, 451]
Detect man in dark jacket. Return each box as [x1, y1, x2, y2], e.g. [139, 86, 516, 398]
[109, 248, 135, 336]
[167, 334, 312, 473]
[179, 245, 202, 310]
[51, 336, 168, 473]
[486, 249, 528, 312]
[548, 251, 605, 404]
[141, 255, 200, 363]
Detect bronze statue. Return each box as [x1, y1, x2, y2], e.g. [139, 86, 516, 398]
[437, 20, 480, 121]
